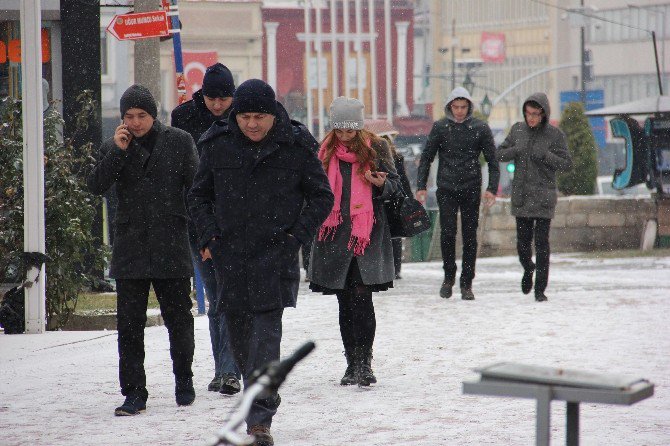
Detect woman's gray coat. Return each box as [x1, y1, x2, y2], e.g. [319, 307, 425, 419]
[497, 92, 573, 219]
[87, 121, 198, 279]
[308, 139, 400, 290]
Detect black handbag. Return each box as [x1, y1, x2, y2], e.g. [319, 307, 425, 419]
[385, 189, 431, 238]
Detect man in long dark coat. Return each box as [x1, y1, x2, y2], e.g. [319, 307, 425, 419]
[87, 85, 199, 416]
[188, 79, 333, 446]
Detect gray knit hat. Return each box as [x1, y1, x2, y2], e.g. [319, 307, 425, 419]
[329, 97, 364, 130]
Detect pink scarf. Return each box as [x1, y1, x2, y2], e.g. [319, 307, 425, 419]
[318, 137, 374, 256]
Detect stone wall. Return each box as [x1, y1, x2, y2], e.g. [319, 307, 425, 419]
[414, 197, 656, 261]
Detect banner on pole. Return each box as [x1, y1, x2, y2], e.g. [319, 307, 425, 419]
[181, 50, 218, 99]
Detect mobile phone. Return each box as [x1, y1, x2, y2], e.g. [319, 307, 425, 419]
[120, 121, 132, 143]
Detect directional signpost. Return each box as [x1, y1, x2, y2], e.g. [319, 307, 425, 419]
[106, 10, 170, 41]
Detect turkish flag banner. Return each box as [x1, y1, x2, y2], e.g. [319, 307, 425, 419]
[481, 32, 506, 64]
[181, 51, 218, 100]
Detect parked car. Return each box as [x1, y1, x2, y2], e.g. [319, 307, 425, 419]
[595, 175, 651, 197]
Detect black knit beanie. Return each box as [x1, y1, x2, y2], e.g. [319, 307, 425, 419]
[120, 84, 157, 119]
[232, 79, 277, 115]
[202, 63, 236, 98]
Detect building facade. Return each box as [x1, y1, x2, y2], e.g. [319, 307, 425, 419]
[428, 0, 557, 132]
[262, 0, 416, 138]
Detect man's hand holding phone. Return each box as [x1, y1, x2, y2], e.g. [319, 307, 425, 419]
[114, 123, 132, 151]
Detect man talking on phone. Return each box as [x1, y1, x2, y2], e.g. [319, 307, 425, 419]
[87, 84, 199, 416]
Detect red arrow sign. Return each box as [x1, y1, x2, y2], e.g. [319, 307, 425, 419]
[107, 10, 170, 41]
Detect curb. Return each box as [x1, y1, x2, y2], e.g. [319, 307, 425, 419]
[62, 313, 164, 331]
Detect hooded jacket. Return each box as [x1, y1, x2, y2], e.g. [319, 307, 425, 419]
[497, 92, 573, 219]
[417, 86, 499, 193]
[170, 90, 231, 154]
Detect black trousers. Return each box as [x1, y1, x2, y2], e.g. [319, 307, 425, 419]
[516, 217, 551, 293]
[436, 187, 481, 288]
[301, 237, 313, 272]
[224, 308, 283, 428]
[116, 278, 194, 397]
[336, 288, 376, 354]
[392, 238, 403, 276]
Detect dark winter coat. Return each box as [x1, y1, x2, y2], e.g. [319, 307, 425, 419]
[170, 90, 230, 154]
[497, 92, 573, 219]
[307, 138, 401, 290]
[87, 121, 198, 279]
[417, 86, 500, 194]
[187, 103, 334, 312]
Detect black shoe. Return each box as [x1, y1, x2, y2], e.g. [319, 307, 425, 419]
[522, 266, 535, 295]
[439, 279, 454, 299]
[247, 425, 274, 446]
[395, 273, 402, 280]
[114, 389, 147, 416]
[208, 376, 221, 392]
[461, 287, 475, 300]
[535, 291, 548, 302]
[219, 374, 241, 395]
[175, 376, 195, 406]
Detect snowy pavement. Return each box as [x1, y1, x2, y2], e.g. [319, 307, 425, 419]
[1, 253, 669, 445]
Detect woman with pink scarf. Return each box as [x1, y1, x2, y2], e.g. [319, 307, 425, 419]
[308, 97, 401, 387]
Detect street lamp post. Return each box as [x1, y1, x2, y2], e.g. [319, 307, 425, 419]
[480, 94, 492, 119]
[628, 3, 666, 93]
[462, 73, 474, 95]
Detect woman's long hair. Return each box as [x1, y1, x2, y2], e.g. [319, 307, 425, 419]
[321, 129, 381, 176]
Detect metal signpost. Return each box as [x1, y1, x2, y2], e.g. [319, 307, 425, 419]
[163, 0, 187, 105]
[463, 362, 654, 446]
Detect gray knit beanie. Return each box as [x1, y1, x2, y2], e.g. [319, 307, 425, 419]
[329, 97, 364, 130]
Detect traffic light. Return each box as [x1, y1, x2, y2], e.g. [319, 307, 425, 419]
[583, 49, 594, 82]
[506, 162, 515, 174]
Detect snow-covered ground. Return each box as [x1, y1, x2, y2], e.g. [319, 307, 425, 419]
[1, 254, 669, 445]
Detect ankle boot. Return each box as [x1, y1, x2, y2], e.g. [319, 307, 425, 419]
[354, 347, 376, 387]
[340, 349, 357, 386]
[361, 348, 377, 384]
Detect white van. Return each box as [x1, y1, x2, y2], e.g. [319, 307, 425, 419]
[595, 176, 651, 197]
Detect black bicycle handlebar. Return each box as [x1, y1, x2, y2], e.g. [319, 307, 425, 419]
[209, 341, 316, 446]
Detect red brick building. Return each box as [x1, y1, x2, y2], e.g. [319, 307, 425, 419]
[262, 1, 415, 130]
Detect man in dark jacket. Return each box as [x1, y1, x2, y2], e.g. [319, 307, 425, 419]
[416, 86, 500, 300]
[497, 92, 572, 302]
[170, 63, 241, 395]
[87, 85, 199, 416]
[188, 79, 333, 446]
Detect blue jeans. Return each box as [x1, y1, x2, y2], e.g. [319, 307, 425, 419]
[189, 238, 240, 379]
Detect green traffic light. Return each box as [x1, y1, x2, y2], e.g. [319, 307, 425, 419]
[506, 163, 515, 173]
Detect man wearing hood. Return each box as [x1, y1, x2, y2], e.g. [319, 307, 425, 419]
[171, 63, 242, 395]
[188, 79, 333, 446]
[416, 86, 499, 301]
[497, 93, 572, 302]
[87, 85, 199, 415]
